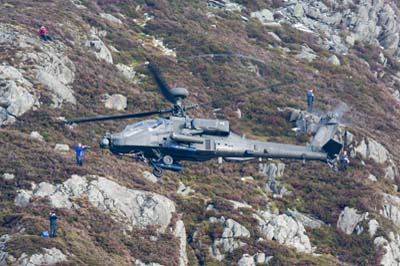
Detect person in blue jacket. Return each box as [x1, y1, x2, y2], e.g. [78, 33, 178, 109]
[49, 210, 58, 238]
[307, 89, 314, 112]
[75, 143, 88, 166]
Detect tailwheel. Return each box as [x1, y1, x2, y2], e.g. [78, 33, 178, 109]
[152, 167, 163, 178]
[162, 155, 174, 165]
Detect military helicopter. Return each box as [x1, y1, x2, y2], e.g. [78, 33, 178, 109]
[64, 63, 343, 177]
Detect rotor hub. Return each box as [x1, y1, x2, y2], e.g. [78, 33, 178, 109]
[170, 87, 189, 101]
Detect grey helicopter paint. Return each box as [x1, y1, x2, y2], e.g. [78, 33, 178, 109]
[65, 62, 343, 177]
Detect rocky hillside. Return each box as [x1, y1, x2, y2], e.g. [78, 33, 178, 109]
[1, 0, 400, 265]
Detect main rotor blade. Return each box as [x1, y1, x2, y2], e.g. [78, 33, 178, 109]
[63, 108, 173, 124]
[187, 53, 267, 65]
[186, 81, 289, 110]
[147, 62, 176, 104]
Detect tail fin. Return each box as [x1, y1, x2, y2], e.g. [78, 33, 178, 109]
[311, 114, 342, 159]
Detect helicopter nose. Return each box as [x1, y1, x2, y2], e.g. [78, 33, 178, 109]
[100, 136, 110, 149]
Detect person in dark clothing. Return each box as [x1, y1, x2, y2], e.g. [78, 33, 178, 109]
[38, 25, 54, 41]
[49, 211, 58, 238]
[75, 143, 88, 166]
[307, 89, 314, 112]
[339, 151, 350, 172]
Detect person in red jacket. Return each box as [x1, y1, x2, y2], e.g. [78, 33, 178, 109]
[38, 25, 54, 41]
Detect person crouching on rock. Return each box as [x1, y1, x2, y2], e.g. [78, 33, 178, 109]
[49, 210, 58, 238]
[38, 25, 54, 41]
[75, 143, 89, 166]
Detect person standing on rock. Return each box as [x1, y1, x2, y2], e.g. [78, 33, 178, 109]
[75, 143, 89, 166]
[38, 25, 54, 41]
[307, 89, 314, 112]
[49, 210, 58, 238]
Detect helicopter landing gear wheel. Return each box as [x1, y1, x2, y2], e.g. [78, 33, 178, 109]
[162, 155, 174, 165]
[152, 167, 163, 178]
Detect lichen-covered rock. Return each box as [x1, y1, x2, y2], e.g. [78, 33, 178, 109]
[100, 13, 123, 24]
[85, 28, 113, 63]
[103, 93, 127, 111]
[271, 0, 400, 56]
[176, 181, 194, 196]
[88, 177, 176, 231]
[254, 210, 313, 253]
[2, 173, 14, 181]
[374, 232, 400, 266]
[18, 175, 176, 232]
[0, 65, 37, 125]
[228, 200, 252, 210]
[355, 138, 390, 164]
[294, 46, 317, 62]
[250, 9, 274, 25]
[337, 207, 368, 235]
[142, 171, 158, 183]
[237, 254, 255, 266]
[210, 218, 250, 260]
[14, 190, 32, 207]
[134, 259, 164, 266]
[0, 234, 10, 266]
[368, 219, 379, 237]
[381, 193, 400, 228]
[30, 131, 44, 142]
[151, 37, 176, 57]
[116, 63, 136, 79]
[54, 144, 70, 152]
[173, 220, 188, 266]
[286, 209, 325, 229]
[1, 24, 76, 107]
[327, 55, 341, 66]
[19, 248, 67, 266]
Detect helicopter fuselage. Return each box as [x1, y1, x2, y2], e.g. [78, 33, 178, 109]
[101, 116, 332, 173]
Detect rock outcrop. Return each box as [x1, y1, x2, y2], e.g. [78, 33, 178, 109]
[237, 254, 255, 266]
[337, 207, 368, 235]
[354, 138, 398, 180]
[355, 138, 390, 164]
[173, 220, 188, 266]
[0, 234, 10, 266]
[264, 0, 400, 57]
[0, 23, 76, 112]
[176, 181, 194, 196]
[368, 219, 379, 237]
[14, 190, 33, 207]
[0, 65, 37, 126]
[381, 193, 400, 228]
[18, 248, 67, 266]
[103, 93, 127, 111]
[15, 175, 176, 232]
[209, 217, 251, 261]
[100, 13, 123, 24]
[85, 28, 113, 63]
[254, 210, 313, 253]
[30, 131, 44, 142]
[2, 173, 14, 181]
[54, 144, 70, 152]
[286, 209, 324, 229]
[374, 232, 400, 266]
[251, 9, 274, 25]
[116, 63, 136, 79]
[237, 253, 273, 266]
[294, 46, 317, 62]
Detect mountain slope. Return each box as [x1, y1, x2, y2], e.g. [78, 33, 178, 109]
[1, 0, 400, 265]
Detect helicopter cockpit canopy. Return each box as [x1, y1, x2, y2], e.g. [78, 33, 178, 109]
[121, 119, 166, 136]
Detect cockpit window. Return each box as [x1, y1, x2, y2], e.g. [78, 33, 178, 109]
[151, 119, 164, 129]
[123, 119, 165, 133]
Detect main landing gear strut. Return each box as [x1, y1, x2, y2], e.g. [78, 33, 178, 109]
[133, 151, 177, 178]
